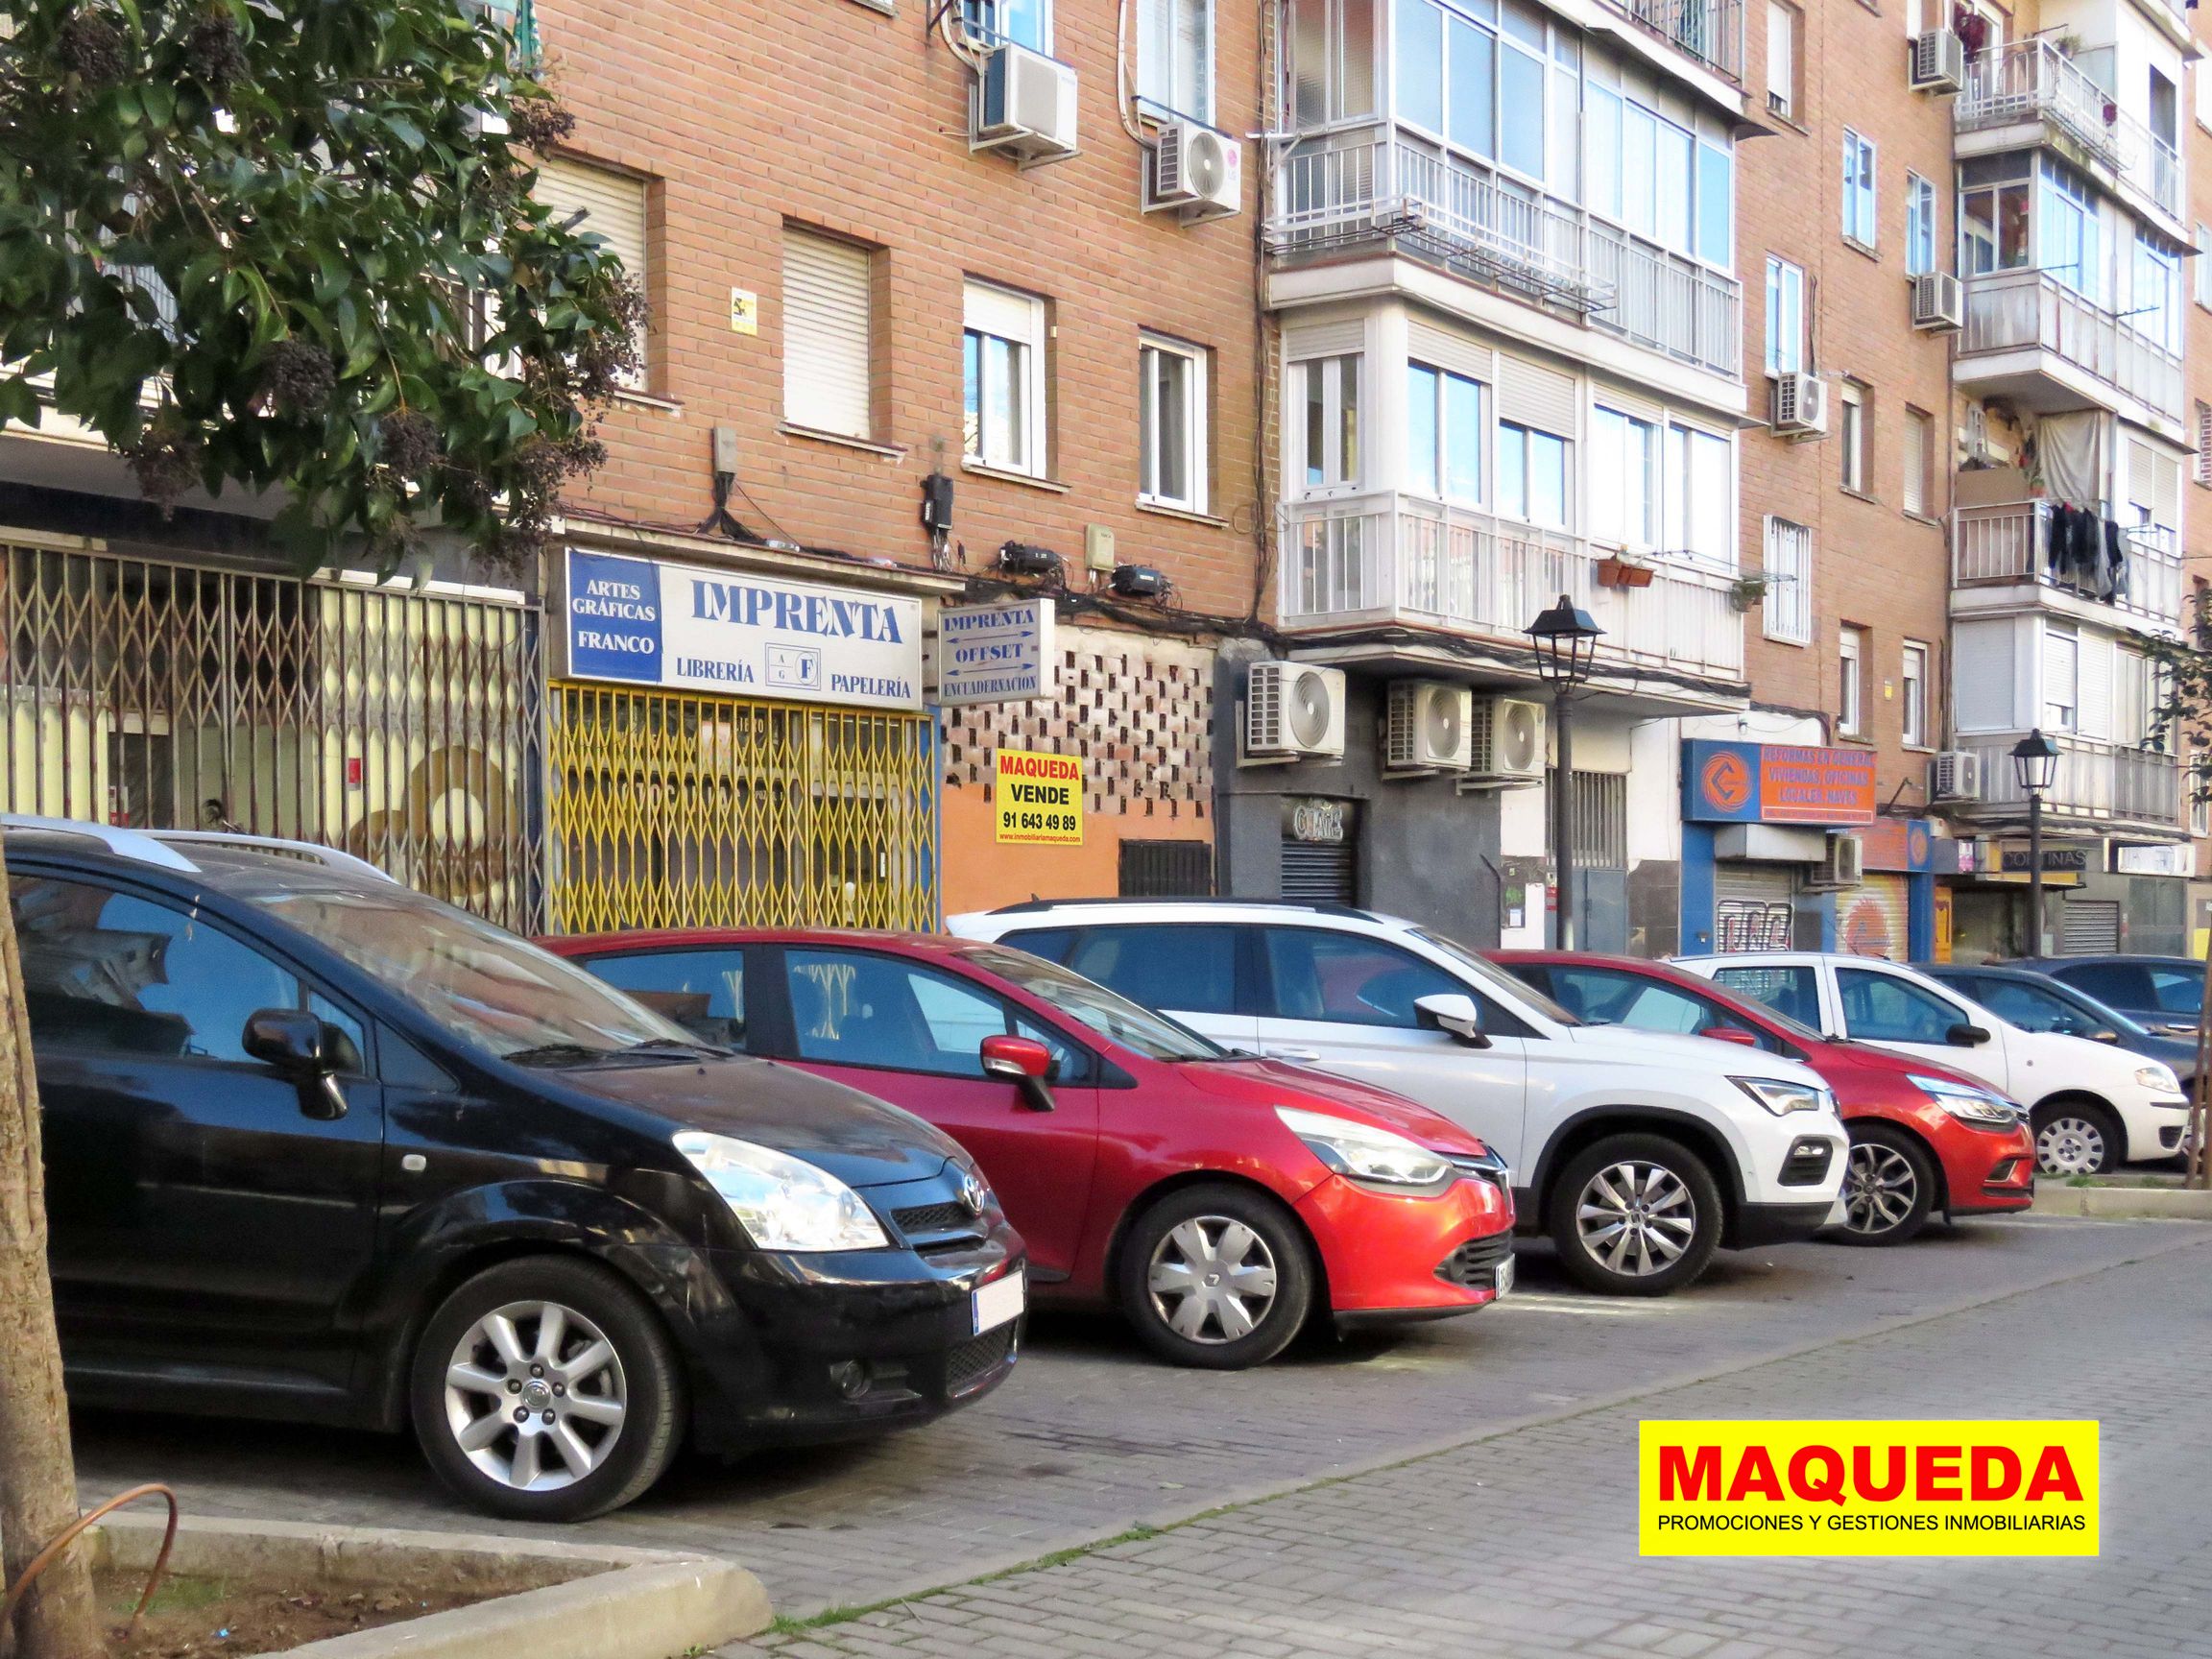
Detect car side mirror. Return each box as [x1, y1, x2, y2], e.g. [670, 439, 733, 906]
[1946, 1022, 1993, 1047]
[242, 1009, 349, 1120]
[1699, 1025, 1762, 1047]
[1415, 993, 1490, 1048]
[2090, 1027, 2121, 1045]
[981, 1034, 1057, 1112]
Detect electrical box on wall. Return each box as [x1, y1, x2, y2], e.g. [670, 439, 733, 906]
[1085, 524, 1117, 572]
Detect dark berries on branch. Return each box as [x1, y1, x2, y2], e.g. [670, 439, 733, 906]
[57, 12, 129, 84]
[122, 419, 203, 514]
[510, 99, 576, 154]
[260, 339, 336, 417]
[182, 10, 247, 90]
[378, 409, 442, 479]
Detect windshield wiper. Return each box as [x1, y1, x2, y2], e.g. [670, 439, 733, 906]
[626, 1037, 731, 1059]
[502, 1042, 618, 1067]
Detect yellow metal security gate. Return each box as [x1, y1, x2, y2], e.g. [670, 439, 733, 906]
[0, 539, 545, 929]
[546, 682, 937, 933]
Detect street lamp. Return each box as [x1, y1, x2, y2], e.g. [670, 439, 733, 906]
[2011, 729, 2060, 957]
[1528, 593, 1604, 950]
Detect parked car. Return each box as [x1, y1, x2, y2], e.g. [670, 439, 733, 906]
[1674, 952, 2191, 1178]
[1918, 963, 2199, 1094]
[8, 818, 1023, 1522]
[946, 901, 1847, 1296]
[546, 926, 1516, 1367]
[1998, 955, 2207, 1039]
[1491, 951, 2034, 1246]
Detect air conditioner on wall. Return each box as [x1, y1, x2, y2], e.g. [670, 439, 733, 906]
[1245, 661, 1346, 760]
[1384, 680, 1474, 774]
[1146, 122, 1243, 223]
[1911, 272, 1964, 332]
[1808, 832, 1864, 890]
[1468, 695, 1547, 781]
[1930, 750, 1984, 803]
[972, 43, 1078, 165]
[1772, 372, 1829, 439]
[1910, 29, 1965, 93]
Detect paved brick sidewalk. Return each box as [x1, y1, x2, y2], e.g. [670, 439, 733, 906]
[737, 1228, 2212, 1659]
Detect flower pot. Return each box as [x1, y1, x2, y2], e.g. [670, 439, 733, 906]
[1596, 557, 1654, 589]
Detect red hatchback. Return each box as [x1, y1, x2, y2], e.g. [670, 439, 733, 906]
[544, 929, 1516, 1368]
[1492, 952, 2035, 1245]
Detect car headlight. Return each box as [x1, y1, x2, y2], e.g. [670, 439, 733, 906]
[672, 1131, 888, 1251]
[1276, 1106, 1453, 1186]
[2136, 1063, 2182, 1094]
[1907, 1072, 2021, 1128]
[1450, 1147, 1515, 1192]
[1730, 1076, 1832, 1117]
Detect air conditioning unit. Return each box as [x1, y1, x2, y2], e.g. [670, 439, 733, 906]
[1246, 661, 1346, 759]
[1469, 695, 1547, 781]
[1911, 271, 1964, 332]
[1384, 680, 1473, 774]
[1772, 372, 1829, 439]
[972, 43, 1078, 165]
[1930, 750, 1984, 803]
[1809, 831, 1865, 890]
[1146, 122, 1243, 223]
[1910, 28, 1964, 93]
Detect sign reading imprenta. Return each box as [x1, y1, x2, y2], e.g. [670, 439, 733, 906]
[937, 598, 1056, 706]
[995, 749, 1083, 845]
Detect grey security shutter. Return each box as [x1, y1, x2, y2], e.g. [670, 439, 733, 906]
[1714, 864, 1798, 952]
[782, 228, 874, 439]
[1282, 838, 1356, 902]
[2060, 899, 2121, 954]
[1119, 839, 1214, 897]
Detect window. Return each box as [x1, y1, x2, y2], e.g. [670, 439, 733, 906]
[1902, 406, 1932, 517]
[1394, 0, 1562, 188]
[786, 950, 1028, 1078]
[2037, 158, 2102, 302]
[1960, 156, 2032, 275]
[1960, 977, 2105, 1039]
[1837, 968, 1964, 1045]
[1257, 928, 1463, 1028]
[1664, 422, 1731, 564]
[1591, 406, 1657, 546]
[1762, 517, 1812, 644]
[2200, 56, 2212, 132]
[1139, 0, 1213, 122]
[781, 227, 874, 441]
[1901, 639, 1929, 748]
[534, 158, 648, 390]
[1543, 968, 1773, 1047]
[2051, 962, 2150, 1010]
[2042, 624, 2079, 731]
[1766, 1, 1796, 120]
[1062, 924, 1239, 1015]
[1295, 353, 1360, 493]
[1586, 91, 1721, 262]
[1905, 173, 1936, 276]
[964, 280, 1047, 476]
[1497, 421, 1568, 529]
[1287, 0, 1378, 128]
[963, 0, 1047, 50]
[2192, 750, 2209, 837]
[1711, 964, 1822, 1028]
[2197, 226, 2212, 309]
[1696, 142, 1732, 268]
[1405, 361, 1483, 502]
[1838, 625, 1865, 736]
[2145, 967, 2204, 1019]
[584, 949, 746, 1048]
[2195, 402, 2211, 488]
[1838, 380, 1867, 493]
[1138, 335, 1208, 512]
[2131, 238, 2182, 353]
[1764, 256, 1804, 375]
[1840, 131, 1877, 249]
[12, 878, 365, 1069]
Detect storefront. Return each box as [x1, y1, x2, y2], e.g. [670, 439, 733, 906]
[1940, 839, 2089, 962]
[1837, 818, 1938, 961]
[546, 539, 947, 933]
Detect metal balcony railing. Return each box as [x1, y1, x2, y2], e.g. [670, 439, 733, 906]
[1600, 0, 1743, 82]
[1960, 732, 2181, 827]
[1282, 491, 1743, 682]
[1957, 38, 2183, 219]
[1957, 267, 2183, 421]
[1953, 501, 2184, 630]
[1268, 129, 1743, 379]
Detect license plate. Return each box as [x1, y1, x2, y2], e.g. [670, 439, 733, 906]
[1492, 1255, 1514, 1296]
[973, 1270, 1024, 1334]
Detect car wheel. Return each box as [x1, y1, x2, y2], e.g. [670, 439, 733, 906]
[2032, 1100, 2122, 1177]
[1549, 1134, 1723, 1296]
[1118, 1184, 1314, 1370]
[1831, 1123, 1936, 1247]
[410, 1256, 684, 1522]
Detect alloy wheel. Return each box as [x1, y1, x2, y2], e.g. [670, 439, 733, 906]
[2036, 1115, 2108, 1177]
[1146, 1215, 1280, 1343]
[1841, 1142, 1919, 1237]
[1575, 1160, 1697, 1277]
[443, 1299, 628, 1491]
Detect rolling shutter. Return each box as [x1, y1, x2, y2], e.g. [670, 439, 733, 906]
[2076, 635, 2113, 739]
[535, 159, 647, 387]
[1497, 353, 1577, 434]
[1714, 863, 1798, 951]
[2060, 899, 2121, 954]
[782, 228, 874, 440]
[1282, 838, 1356, 902]
[1407, 319, 1495, 384]
[1838, 875, 1911, 959]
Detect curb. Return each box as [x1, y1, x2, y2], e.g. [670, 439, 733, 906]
[2031, 1185, 2212, 1220]
[87, 1513, 771, 1659]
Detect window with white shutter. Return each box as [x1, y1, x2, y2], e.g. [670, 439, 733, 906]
[782, 227, 875, 441]
[2042, 624, 2080, 732]
[1139, 0, 1214, 123]
[965, 279, 1048, 475]
[2197, 402, 2212, 488]
[534, 158, 649, 390]
[1903, 407, 1931, 517]
[1761, 517, 1812, 645]
[1766, 3, 1796, 120]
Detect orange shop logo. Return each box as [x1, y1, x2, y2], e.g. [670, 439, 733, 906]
[1700, 751, 1752, 814]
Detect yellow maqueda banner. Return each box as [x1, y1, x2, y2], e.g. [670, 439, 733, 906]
[1639, 1420, 2098, 1556]
[994, 749, 1083, 846]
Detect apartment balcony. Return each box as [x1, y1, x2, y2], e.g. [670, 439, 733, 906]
[1600, 0, 1743, 83]
[1957, 38, 2182, 225]
[1955, 268, 2182, 426]
[1953, 502, 2184, 635]
[1282, 492, 1743, 687]
[1268, 130, 1742, 380]
[1953, 733, 2182, 834]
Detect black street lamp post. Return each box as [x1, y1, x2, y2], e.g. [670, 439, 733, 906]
[2011, 730, 2060, 956]
[1527, 593, 1604, 950]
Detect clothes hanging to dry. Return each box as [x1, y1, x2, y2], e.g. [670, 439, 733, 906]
[2104, 518, 2128, 600]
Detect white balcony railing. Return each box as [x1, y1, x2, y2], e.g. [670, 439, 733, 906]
[1602, 0, 1743, 81]
[1960, 733, 2180, 828]
[1953, 501, 2184, 630]
[1283, 492, 1743, 683]
[1957, 267, 2183, 421]
[1957, 38, 2182, 219]
[1269, 130, 1743, 379]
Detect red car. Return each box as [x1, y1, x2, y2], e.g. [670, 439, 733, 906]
[1491, 952, 2035, 1245]
[543, 928, 1516, 1368]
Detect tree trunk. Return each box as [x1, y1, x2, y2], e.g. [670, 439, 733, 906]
[0, 847, 102, 1659]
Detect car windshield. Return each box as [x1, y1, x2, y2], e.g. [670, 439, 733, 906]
[961, 944, 1225, 1061]
[1416, 930, 1580, 1025]
[259, 885, 694, 1062]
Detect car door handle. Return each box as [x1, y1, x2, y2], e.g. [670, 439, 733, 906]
[1262, 1046, 1321, 1063]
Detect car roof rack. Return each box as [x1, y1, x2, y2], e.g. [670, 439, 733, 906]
[986, 895, 1379, 921]
[152, 830, 399, 884]
[0, 815, 397, 884]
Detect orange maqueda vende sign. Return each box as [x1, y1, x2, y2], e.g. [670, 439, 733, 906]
[993, 748, 1084, 846]
[1639, 1421, 2099, 1555]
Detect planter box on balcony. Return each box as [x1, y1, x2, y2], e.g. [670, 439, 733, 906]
[1597, 557, 1656, 589]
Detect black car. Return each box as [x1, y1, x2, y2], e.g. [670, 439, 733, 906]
[1999, 955, 2207, 1040]
[1919, 962, 2200, 1092]
[8, 820, 1023, 1521]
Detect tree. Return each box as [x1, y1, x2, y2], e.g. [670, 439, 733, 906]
[0, 0, 638, 1649]
[2148, 629, 2211, 1193]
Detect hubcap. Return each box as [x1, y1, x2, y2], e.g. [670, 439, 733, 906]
[2036, 1116, 2107, 1177]
[1842, 1142, 1918, 1236]
[1575, 1160, 1697, 1277]
[1146, 1215, 1279, 1344]
[444, 1300, 627, 1491]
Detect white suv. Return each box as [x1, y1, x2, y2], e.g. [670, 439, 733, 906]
[949, 901, 1847, 1296]
[1676, 952, 2191, 1176]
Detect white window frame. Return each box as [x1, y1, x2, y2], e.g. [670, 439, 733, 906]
[1905, 173, 1936, 277]
[1766, 1, 1796, 121]
[1839, 380, 1867, 495]
[964, 279, 1048, 477]
[1765, 255, 1804, 376]
[1591, 405, 1658, 549]
[1138, 333, 1208, 513]
[962, 0, 1050, 52]
[2197, 225, 2212, 309]
[1139, 0, 1214, 124]
[1497, 420, 1570, 531]
[1838, 625, 1865, 737]
[1902, 406, 1932, 517]
[1841, 130, 1877, 250]
[781, 226, 874, 442]
[1901, 639, 1930, 749]
[1762, 517, 1812, 645]
[2042, 623, 2080, 733]
[1664, 420, 1733, 567]
[1405, 359, 1485, 505]
[1293, 353, 1361, 498]
[2192, 747, 2210, 838]
[2196, 400, 2212, 489]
